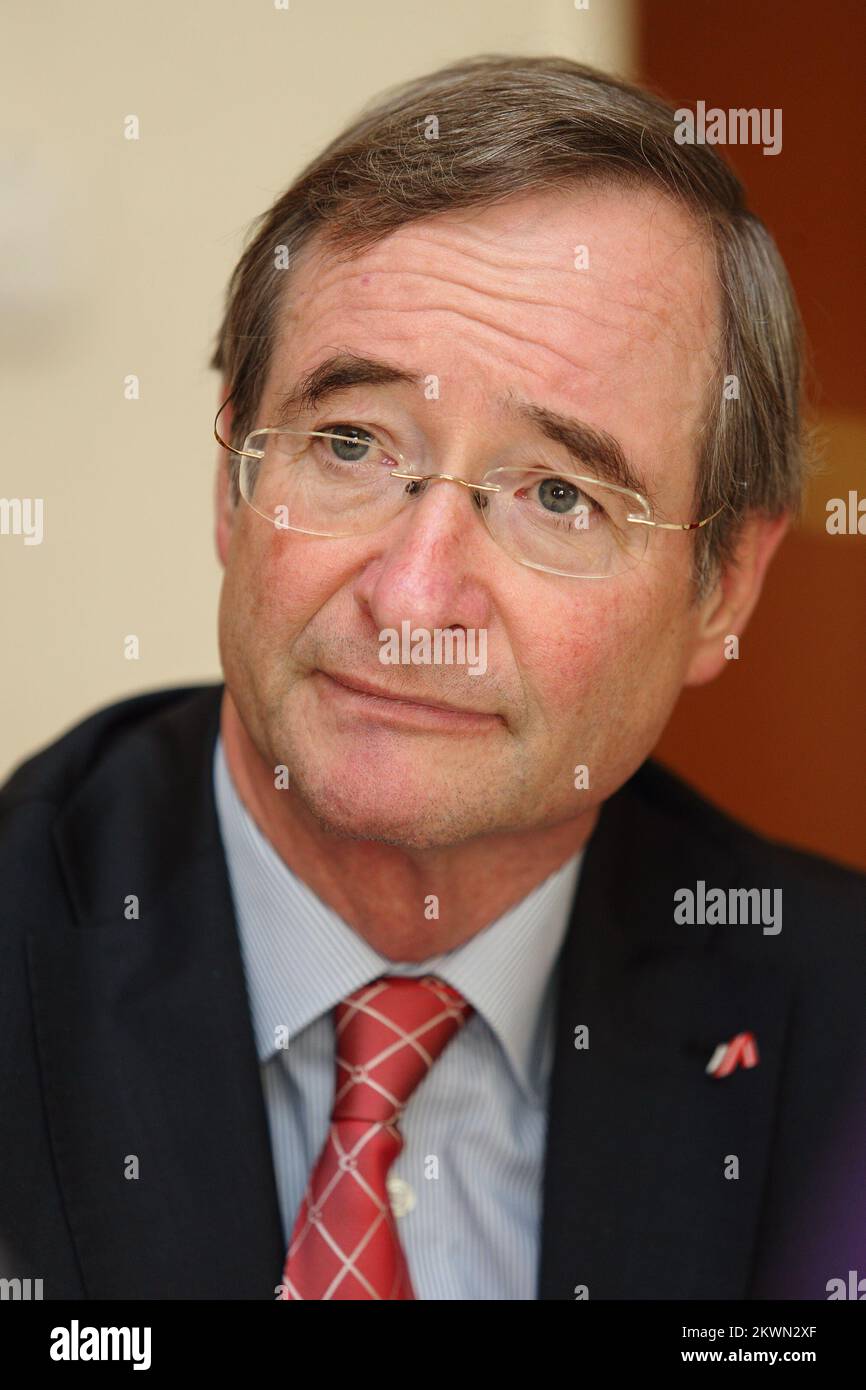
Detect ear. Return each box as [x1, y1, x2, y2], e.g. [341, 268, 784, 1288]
[214, 390, 236, 569]
[683, 511, 790, 687]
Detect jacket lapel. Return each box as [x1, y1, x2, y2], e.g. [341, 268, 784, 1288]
[25, 680, 793, 1299]
[26, 685, 285, 1298]
[538, 766, 791, 1299]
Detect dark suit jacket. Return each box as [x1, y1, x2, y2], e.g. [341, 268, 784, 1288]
[1, 683, 864, 1300]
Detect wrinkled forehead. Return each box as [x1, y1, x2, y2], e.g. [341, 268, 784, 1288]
[279, 185, 720, 360]
[264, 185, 722, 498]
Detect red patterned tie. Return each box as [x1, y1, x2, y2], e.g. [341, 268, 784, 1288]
[279, 975, 473, 1300]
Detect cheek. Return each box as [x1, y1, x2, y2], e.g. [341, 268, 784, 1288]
[227, 526, 338, 641]
[516, 572, 686, 730]
[518, 584, 636, 706]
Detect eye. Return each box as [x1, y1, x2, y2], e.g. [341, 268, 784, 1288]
[537, 477, 583, 514]
[324, 425, 375, 462]
[531, 476, 604, 519]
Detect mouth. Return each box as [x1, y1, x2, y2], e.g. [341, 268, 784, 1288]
[312, 669, 503, 732]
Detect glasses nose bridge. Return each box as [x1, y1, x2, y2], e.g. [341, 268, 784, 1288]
[390, 468, 500, 496]
[386, 471, 499, 550]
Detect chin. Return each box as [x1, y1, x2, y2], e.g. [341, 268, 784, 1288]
[292, 771, 492, 850]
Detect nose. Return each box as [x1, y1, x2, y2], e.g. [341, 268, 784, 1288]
[353, 475, 495, 639]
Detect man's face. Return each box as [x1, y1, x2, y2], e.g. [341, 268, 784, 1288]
[216, 184, 722, 849]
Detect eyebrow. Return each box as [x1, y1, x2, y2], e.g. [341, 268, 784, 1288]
[505, 397, 652, 498]
[273, 353, 421, 425]
[273, 351, 652, 499]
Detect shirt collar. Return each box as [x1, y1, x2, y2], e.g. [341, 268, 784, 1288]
[213, 734, 583, 1104]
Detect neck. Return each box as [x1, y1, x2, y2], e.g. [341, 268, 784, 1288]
[220, 690, 598, 961]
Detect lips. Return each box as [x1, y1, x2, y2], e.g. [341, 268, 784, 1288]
[313, 668, 503, 731]
[320, 669, 484, 716]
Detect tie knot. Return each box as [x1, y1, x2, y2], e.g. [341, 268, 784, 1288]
[333, 975, 473, 1126]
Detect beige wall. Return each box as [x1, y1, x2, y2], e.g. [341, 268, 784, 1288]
[0, 0, 634, 779]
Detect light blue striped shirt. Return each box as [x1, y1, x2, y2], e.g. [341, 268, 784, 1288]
[213, 734, 582, 1299]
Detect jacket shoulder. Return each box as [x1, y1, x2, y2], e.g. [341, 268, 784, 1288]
[630, 758, 866, 949]
[0, 683, 223, 813]
[637, 757, 864, 881]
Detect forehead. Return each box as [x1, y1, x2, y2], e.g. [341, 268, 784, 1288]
[265, 184, 721, 493]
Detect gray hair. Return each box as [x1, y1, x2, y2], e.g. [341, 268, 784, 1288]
[209, 54, 809, 590]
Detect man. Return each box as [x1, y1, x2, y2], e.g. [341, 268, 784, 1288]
[1, 56, 864, 1301]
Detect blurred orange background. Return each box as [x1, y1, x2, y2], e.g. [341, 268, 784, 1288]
[641, 0, 866, 871]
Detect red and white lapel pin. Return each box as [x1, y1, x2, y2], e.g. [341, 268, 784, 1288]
[706, 1031, 759, 1078]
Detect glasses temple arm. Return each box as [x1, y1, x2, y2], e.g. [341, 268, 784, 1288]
[213, 400, 265, 459]
[628, 501, 728, 531]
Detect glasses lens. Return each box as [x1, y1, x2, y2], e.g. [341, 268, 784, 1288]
[239, 428, 410, 536]
[482, 467, 650, 578]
